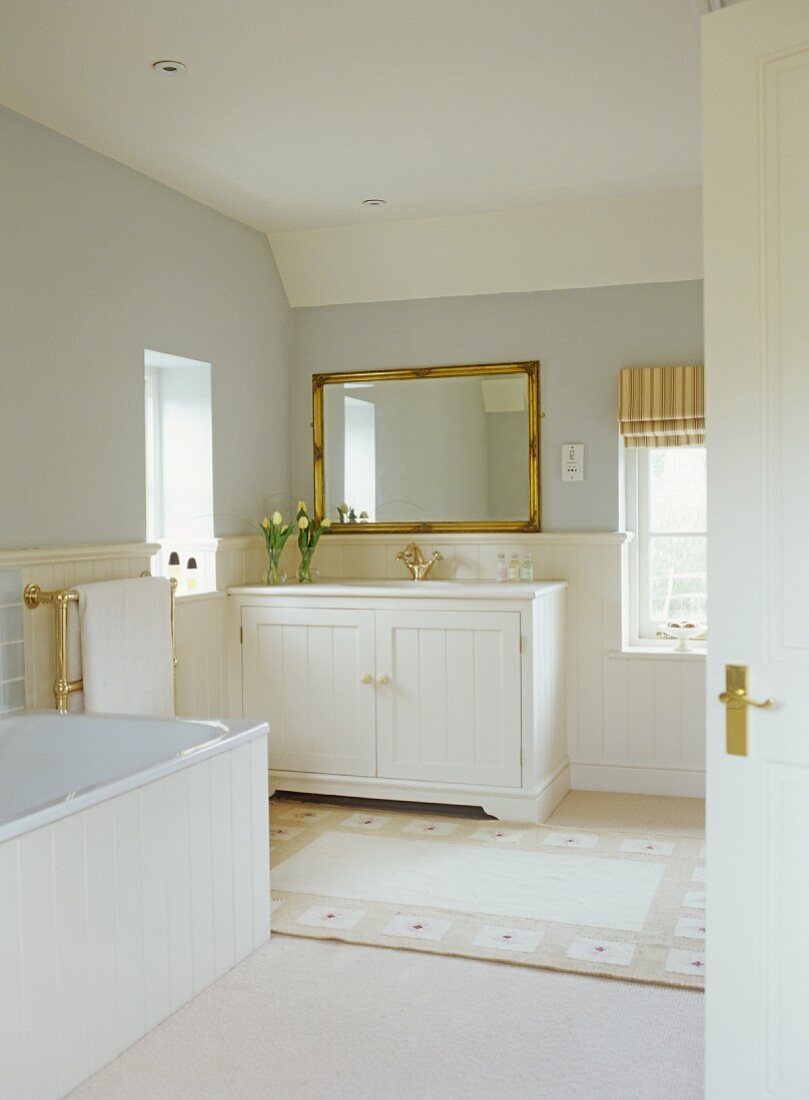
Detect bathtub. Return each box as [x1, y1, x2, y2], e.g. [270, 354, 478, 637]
[0, 711, 270, 1100]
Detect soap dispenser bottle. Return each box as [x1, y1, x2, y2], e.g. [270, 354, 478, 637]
[186, 557, 198, 591]
[521, 553, 534, 581]
[495, 553, 508, 582]
[508, 553, 520, 582]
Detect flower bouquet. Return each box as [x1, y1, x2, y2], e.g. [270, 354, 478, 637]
[336, 502, 369, 524]
[259, 511, 295, 585]
[295, 502, 331, 583]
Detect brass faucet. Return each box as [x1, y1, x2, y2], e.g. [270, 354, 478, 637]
[396, 543, 443, 581]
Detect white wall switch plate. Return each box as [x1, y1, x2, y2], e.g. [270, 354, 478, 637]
[562, 443, 584, 481]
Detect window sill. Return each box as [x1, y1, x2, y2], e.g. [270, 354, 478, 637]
[609, 647, 706, 662]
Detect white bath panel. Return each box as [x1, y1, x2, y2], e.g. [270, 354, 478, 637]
[0, 726, 269, 1100]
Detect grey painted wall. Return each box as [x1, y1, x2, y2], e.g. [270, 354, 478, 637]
[291, 281, 704, 530]
[0, 105, 291, 549]
[0, 568, 24, 714]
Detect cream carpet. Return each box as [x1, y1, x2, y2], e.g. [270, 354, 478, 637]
[547, 790, 705, 835]
[73, 935, 704, 1100]
[270, 794, 706, 989]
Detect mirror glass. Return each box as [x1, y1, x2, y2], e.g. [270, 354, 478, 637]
[315, 363, 540, 531]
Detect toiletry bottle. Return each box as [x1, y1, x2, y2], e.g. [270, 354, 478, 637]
[521, 553, 534, 581]
[167, 551, 180, 583]
[186, 557, 198, 591]
[495, 553, 507, 582]
[508, 553, 520, 582]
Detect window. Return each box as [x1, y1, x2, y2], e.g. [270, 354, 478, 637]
[626, 446, 707, 644]
[144, 350, 215, 592]
[343, 395, 376, 518]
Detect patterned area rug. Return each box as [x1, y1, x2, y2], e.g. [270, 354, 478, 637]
[269, 796, 706, 990]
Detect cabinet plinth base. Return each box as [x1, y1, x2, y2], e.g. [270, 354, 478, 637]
[268, 760, 570, 825]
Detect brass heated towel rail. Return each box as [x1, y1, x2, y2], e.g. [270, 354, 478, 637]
[23, 576, 178, 713]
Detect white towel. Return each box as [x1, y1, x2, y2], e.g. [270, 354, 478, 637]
[74, 577, 175, 717]
[65, 596, 84, 712]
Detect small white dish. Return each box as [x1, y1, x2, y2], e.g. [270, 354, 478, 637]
[666, 621, 705, 652]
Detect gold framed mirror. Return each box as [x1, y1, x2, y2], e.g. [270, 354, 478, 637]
[312, 360, 540, 533]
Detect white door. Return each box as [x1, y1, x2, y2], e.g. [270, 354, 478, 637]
[241, 606, 376, 776]
[375, 609, 522, 788]
[703, 2, 809, 1094]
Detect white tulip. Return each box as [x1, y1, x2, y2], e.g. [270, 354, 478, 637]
[298, 516, 309, 530]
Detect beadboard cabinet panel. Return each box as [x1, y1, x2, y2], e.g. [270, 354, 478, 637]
[241, 606, 376, 776]
[375, 609, 522, 788]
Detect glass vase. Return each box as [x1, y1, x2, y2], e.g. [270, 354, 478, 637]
[296, 549, 315, 584]
[263, 556, 285, 586]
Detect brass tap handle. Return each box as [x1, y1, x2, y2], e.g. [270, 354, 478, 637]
[397, 543, 441, 580]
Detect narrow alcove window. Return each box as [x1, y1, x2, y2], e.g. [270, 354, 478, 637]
[144, 350, 215, 592]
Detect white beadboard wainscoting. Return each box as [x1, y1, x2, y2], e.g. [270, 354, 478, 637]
[3, 542, 238, 719]
[7, 534, 705, 796]
[0, 543, 159, 712]
[174, 593, 230, 720]
[0, 737, 270, 1100]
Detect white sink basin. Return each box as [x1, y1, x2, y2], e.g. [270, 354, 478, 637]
[329, 578, 460, 588]
[226, 578, 567, 600]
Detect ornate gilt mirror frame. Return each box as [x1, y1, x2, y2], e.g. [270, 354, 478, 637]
[312, 360, 541, 533]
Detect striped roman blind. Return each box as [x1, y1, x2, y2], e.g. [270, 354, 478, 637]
[618, 365, 705, 448]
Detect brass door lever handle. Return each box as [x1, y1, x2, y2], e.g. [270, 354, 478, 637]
[718, 688, 776, 709]
[719, 665, 778, 756]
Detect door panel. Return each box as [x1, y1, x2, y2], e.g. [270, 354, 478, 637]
[375, 610, 522, 788]
[764, 51, 809, 663]
[703, 3, 809, 1095]
[241, 607, 376, 776]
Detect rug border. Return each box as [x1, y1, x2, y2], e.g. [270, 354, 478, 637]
[271, 927, 705, 993]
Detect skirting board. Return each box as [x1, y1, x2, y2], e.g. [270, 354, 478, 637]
[570, 763, 705, 799]
[269, 761, 571, 825]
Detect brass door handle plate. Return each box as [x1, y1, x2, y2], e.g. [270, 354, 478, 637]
[718, 665, 777, 756]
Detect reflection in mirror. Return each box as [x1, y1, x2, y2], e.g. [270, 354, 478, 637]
[314, 363, 540, 531]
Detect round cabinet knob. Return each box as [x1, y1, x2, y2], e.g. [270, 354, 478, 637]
[376, 673, 390, 685]
[360, 672, 373, 685]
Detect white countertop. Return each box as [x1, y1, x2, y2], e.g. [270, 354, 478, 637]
[227, 579, 567, 600]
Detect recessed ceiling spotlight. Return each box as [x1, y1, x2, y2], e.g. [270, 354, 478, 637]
[362, 198, 386, 207]
[152, 60, 186, 74]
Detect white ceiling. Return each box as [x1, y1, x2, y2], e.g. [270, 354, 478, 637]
[0, 0, 706, 233]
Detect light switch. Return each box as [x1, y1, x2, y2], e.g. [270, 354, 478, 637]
[562, 443, 584, 482]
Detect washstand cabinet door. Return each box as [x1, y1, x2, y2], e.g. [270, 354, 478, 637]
[375, 609, 522, 788]
[241, 606, 376, 776]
